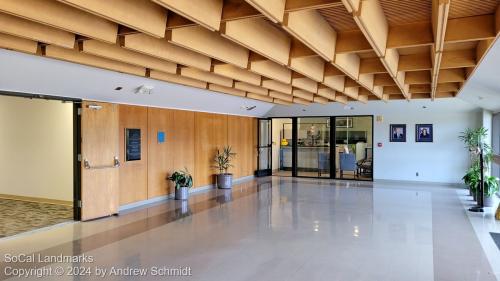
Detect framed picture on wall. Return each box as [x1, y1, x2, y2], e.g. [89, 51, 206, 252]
[336, 117, 353, 128]
[416, 124, 433, 142]
[390, 124, 406, 142]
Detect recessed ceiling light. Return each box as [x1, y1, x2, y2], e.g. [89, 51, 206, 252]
[302, 108, 307, 112]
[478, 96, 484, 100]
[422, 106, 427, 109]
[240, 105, 256, 111]
[114, 86, 123, 91]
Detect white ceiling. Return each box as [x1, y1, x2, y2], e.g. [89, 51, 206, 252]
[458, 37, 500, 112]
[0, 49, 274, 117]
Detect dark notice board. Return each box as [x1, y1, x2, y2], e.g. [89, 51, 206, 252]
[125, 128, 141, 161]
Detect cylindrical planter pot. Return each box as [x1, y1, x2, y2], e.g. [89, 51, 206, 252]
[483, 195, 495, 207]
[175, 186, 189, 200]
[217, 173, 233, 189]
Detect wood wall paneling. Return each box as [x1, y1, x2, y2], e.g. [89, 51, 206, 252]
[118, 105, 148, 205]
[147, 107, 174, 198]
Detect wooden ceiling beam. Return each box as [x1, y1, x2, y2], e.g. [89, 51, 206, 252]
[292, 89, 314, 101]
[323, 75, 345, 92]
[436, 82, 459, 92]
[249, 59, 292, 83]
[262, 79, 293, 94]
[150, 70, 207, 89]
[344, 87, 359, 100]
[335, 94, 348, 104]
[387, 22, 433, 49]
[208, 83, 246, 97]
[169, 25, 249, 68]
[44, 45, 145, 76]
[235, 81, 268, 96]
[335, 30, 372, 54]
[0, 0, 118, 43]
[440, 49, 476, 69]
[346, 0, 409, 99]
[313, 95, 329, 104]
[317, 86, 336, 100]
[0, 12, 75, 48]
[289, 56, 325, 82]
[431, 0, 450, 99]
[152, 0, 223, 31]
[221, 17, 291, 66]
[80, 39, 177, 74]
[244, 0, 285, 23]
[57, 0, 167, 38]
[222, 1, 262, 22]
[180, 67, 233, 87]
[289, 38, 318, 58]
[213, 63, 261, 85]
[285, 0, 343, 12]
[292, 97, 311, 105]
[166, 12, 196, 29]
[405, 71, 432, 84]
[269, 90, 293, 102]
[358, 73, 375, 92]
[283, 9, 336, 61]
[438, 68, 466, 83]
[122, 33, 212, 71]
[409, 84, 431, 93]
[445, 15, 496, 43]
[435, 91, 455, 98]
[292, 76, 318, 93]
[398, 53, 433, 71]
[374, 73, 395, 86]
[0, 32, 38, 54]
[360, 57, 386, 74]
[247, 92, 273, 103]
[273, 98, 293, 105]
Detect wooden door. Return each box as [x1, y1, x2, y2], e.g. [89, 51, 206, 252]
[81, 101, 119, 221]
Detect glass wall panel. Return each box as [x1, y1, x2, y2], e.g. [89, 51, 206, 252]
[297, 117, 331, 177]
[257, 119, 272, 175]
[272, 118, 293, 176]
[335, 116, 373, 180]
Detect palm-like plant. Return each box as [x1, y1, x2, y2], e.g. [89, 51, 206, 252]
[213, 146, 236, 174]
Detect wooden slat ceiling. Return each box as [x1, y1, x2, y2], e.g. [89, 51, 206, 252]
[0, 0, 498, 105]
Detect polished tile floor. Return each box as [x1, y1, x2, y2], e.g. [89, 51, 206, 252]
[0, 177, 498, 280]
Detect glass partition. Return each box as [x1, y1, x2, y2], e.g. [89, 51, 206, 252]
[257, 119, 272, 176]
[335, 116, 373, 180]
[272, 118, 293, 176]
[297, 117, 331, 177]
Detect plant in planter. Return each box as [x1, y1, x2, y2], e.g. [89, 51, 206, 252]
[483, 176, 499, 207]
[463, 165, 480, 198]
[167, 169, 193, 200]
[213, 146, 236, 189]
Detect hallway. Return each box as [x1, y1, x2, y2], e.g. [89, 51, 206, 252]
[1, 177, 498, 280]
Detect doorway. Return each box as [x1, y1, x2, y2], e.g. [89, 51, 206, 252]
[0, 92, 80, 238]
[272, 118, 293, 176]
[261, 116, 373, 181]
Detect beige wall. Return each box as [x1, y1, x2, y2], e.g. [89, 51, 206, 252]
[0, 95, 73, 201]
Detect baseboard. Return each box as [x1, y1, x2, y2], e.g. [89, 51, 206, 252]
[374, 179, 463, 187]
[0, 193, 72, 206]
[119, 175, 255, 212]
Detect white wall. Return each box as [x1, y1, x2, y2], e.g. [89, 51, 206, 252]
[0, 95, 73, 201]
[267, 99, 481, 184]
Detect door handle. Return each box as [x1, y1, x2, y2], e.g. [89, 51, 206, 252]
[83, 156, 120, 170]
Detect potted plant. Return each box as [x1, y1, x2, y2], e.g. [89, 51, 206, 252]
[167, 169, 193, 200]
[213, 146, 236, 189]
[483, 176, 499, 207]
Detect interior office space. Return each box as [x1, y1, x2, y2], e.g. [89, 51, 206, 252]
[0, 0, 500, 280]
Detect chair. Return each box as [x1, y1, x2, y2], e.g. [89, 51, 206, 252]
[339, 153, 357, 178]
[318, 152, 330, 176]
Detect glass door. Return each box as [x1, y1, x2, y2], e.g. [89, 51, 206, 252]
[334, 116, 373, 180]
[256, 118, 272, 177]
[296, 117, 331, 178]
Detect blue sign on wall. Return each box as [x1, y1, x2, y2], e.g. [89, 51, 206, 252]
[157, 131, 165, 143]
